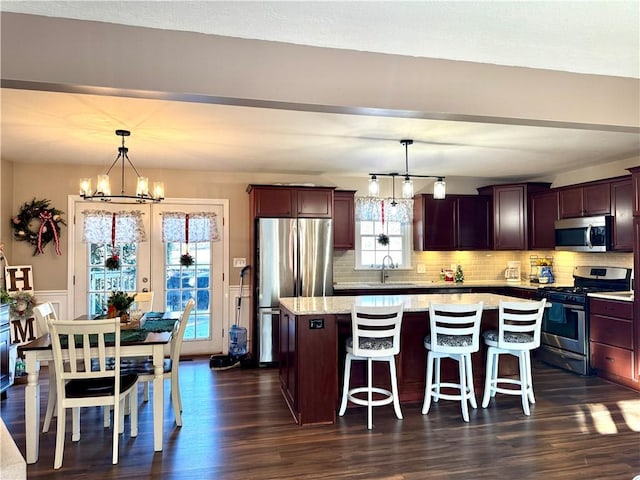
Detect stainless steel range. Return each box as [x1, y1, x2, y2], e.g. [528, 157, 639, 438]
[537, 266, 631, 375]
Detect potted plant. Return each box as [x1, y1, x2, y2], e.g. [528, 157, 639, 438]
[107, 291, 136, 321]
[0, 289, 10, 304]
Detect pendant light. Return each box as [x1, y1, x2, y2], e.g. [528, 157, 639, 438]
[368, 139, 446, 199]
[80, 129, 165, 203]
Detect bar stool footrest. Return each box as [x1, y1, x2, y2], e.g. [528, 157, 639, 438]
[348, 387, 394, 407]
[489, 378, 528, 396]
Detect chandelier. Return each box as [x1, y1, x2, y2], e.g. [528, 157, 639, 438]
[368, 139, 446, 200]
[80, 129, 165, 203]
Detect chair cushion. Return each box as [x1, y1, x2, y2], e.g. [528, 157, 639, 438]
[424, 334, 474, 349]
[65, 373, 138, 398]
[346, 336, 393, 351]
[483, 329, 533, 345]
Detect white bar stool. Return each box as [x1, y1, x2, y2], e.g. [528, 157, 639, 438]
[338, 303, 404, 430]
[422, 302, 483, 422]
[481, 299, 546, 416]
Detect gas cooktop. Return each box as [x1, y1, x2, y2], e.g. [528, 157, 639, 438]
[539, 266, 631, 300]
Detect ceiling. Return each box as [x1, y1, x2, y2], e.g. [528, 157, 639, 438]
[1, 1, 639, 184]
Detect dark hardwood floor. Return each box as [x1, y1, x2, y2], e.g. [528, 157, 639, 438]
[2, 357, 639, 479]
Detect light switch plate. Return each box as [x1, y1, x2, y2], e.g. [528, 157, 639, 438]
[233, 258, 247, 268]
[417, 264, 426, 274]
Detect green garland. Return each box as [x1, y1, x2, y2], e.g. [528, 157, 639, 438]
[9, 291, 36, 320]
[11, 198, 66, 255]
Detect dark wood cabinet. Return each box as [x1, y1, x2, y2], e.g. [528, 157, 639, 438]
[611, 178, 633, 251]
[633, 170, 640, 217]
[0, 304, 10, 397]
[590, 298, 634, 383]
[559, 182, 610, 219]
[414, 195, 456, 250]
[457, 195, 492, 250]
[333, 190, 355, 250]
[250, 186, 294, 217]
[413, 194, 490, 250]
[279, 307, 338, 425]
[296, 188, 333, 218]
[478, 183, 551, 250]
[248, 185, 333, 218]
[529, 190, 559, 250]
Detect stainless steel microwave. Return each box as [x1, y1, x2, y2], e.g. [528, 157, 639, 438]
[554, 215, 612, 252]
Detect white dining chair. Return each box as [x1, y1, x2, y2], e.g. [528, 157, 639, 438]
[122, 299, 194, 426]
[133, 291, 154, 313]
[48, 318, 139, 469]
[32, 302, 58, 433]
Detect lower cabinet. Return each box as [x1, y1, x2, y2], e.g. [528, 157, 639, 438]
[279, 308, 338, 425]
[0, 305, 10, 396]
[589, 298, 635, 386]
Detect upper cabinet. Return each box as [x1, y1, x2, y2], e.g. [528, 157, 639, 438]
[457, 195, 492, 250]
[333, 190, 356, 250]
[631, 166, 640, 217]
[611, 178, 633, 252]
[248, 185, 334, 218]
[413, 194, 490, 251]
[559, 182, 610, 219]
[529, 190, 559, 250]
[478, 183, 551, 250]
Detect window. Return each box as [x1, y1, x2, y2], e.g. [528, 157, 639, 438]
[354, 197, 413, 269]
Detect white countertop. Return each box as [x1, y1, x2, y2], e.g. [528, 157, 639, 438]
[588, 291, 634, 302]
[280, 293, 539, 315]
[333, 280, 543, 290]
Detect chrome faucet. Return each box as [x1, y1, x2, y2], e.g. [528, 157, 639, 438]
[381, 255, 395, 283]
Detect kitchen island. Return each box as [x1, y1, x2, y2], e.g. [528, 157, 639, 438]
[278, 293, 536, 425]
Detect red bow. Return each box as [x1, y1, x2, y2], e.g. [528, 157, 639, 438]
[37, 210, 61, 255]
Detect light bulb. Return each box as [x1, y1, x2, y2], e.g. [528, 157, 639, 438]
[433, 178, 446, 199]
[402, 176, 413, 198]
[152, 182, 165, 200]
[136, 176, 149, 197]
[79, 178, 92, 197]
[96, 174, 111, 196]
[368, 175, 379, 197]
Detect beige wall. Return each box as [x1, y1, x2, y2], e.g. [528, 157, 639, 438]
[3, 157, 636, 291]
[0, 159, 14, 291]
[2, 12, 638, 130]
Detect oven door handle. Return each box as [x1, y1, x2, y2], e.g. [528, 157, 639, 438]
[585, 223, 593, 249]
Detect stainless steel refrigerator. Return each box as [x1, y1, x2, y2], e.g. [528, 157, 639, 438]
[256, 218, 333, 364]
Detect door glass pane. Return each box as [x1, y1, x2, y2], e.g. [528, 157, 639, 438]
[87, 243, 138, 318]
[164, 241, 211, 341]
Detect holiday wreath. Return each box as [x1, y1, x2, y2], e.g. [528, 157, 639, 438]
[9, 291, 36, 320]
[12, 198, 66, 255]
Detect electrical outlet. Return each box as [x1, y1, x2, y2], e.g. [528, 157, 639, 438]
[233, 258, 247, 268]
[417, 264, 426, 274]
[309, 318, 324, 329]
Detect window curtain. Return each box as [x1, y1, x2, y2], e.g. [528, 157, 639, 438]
[355, 197, 413, 225]
[82, 210, 147, 243]
[162, 212, 220, 243]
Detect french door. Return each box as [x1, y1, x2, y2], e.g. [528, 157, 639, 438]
[71, 198, 227, 355]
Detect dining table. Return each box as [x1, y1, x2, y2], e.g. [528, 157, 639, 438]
[19, 311, 180, 464]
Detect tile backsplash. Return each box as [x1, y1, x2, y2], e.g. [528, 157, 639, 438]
[333, 250, 634, 287]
